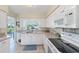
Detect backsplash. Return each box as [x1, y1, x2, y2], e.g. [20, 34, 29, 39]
[50, 28, 79, 35]
[49, 28, 63, 37]
[50, 28, 63, 34]
[62, 28, 79, 34]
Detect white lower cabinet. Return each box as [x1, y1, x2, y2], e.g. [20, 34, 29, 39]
[21, 33, 31, 45]
[43, 38, 48, 53]
[0, 40, 9, 52]
[21, 33, 43, 45]
[17, 32, 21, 43]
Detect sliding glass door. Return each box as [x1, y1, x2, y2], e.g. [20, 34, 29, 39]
[7, 16, 16, 52]
[7, 16, 16, 38]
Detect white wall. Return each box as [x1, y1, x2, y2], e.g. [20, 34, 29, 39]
[0, 5, 8, 13]
[8, 7, 18, 18]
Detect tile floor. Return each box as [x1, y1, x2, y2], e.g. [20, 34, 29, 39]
[16, 44, 44, 53]
[0, 33, 45, 53]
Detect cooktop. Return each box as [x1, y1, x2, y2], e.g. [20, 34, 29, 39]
[49, 38, 79, 53]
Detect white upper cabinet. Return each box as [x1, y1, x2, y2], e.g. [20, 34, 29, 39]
[46, 15, 53, 28]
[64, 6, 75, 28]
[54, 15, 65, 28]
[47, 6, 65, 28]
[53, 8, 65, 27]
[46, 5, 79, 28]
[64, 5, 79, 28]
[0, 10, 7, 28]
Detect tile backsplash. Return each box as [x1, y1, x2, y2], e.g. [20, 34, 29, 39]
[62, 28, 79, 34]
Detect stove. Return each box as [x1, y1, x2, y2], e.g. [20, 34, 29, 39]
[49, 38, 79, 53]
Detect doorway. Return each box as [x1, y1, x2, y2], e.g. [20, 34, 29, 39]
[7, 16, 16, 52]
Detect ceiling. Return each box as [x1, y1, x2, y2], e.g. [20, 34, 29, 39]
[9, 5, 58, 18]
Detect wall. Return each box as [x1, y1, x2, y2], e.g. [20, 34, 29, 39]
[62, 28, 79, 34]
[0, 5, 8, 13]
[8, 7, 18, 19]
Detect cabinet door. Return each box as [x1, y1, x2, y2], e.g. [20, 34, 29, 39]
[21, 33, 43, 45]
[21, 33, 32, 45]
[0, 40, 9, 52]
[27, 34, 43, 45]
[0, 10, 7, 28]
[31, 34, 43, 44]
[55, 6, 65, 15]
[43, 38, 48, 53]
[54, 13, 65, 27]
[64, 6, 75, 28]
[64, 5, 75, 11]
[17, 33, 21, 43]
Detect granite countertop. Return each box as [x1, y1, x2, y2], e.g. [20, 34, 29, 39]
[17, 29, 60, 38]
[61, 32, 79, 47]
[0, 37, 7, 42]
[0, 35, 10, 42]
[16, 30, 47, 34]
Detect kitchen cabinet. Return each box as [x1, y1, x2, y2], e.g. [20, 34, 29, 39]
[21, 33, 32, 45]
[64, 6, 75, 28]
[43, 38, 48, 53]
[0, 10, 7, 28]
[0, 40, 9, 52]
[21, 33, 43, 45]
[54, 5, 79, 28]
[16, 32, 21, 43]
[52, 5, 64, 15]
[53, 11, 65, 27]
[63, 5, 79, 28]
[46, 16, 53, 28]
[46, 6, 65, 28]
[46, 11, 57, 28]
[64, 5, 74, 11]
[46, 5, 79, 28]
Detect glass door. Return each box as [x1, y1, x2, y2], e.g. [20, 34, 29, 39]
[7, 16, 16, 52]
[7, 16, 16, 38]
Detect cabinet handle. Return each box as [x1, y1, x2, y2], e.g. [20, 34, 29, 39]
[69, 13, 72, 15]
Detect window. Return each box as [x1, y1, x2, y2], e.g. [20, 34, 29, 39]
[23, 20, 39, 30]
